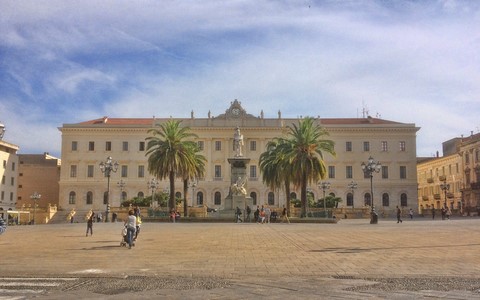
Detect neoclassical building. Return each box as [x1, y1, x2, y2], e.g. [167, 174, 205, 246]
[58, 100, 419, 216]
[0, 123, 19, 212]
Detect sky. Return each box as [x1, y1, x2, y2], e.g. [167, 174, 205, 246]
[1, 0, 479, 158]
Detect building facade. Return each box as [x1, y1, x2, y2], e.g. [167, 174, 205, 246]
[459, 132, 480, 214]
[17, 153, 61, 211]
[0, 123, 19, 212]
[58, 100, 419, 216]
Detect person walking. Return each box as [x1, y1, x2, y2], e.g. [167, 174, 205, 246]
[254, 206, 260, 223]
[246, 205, 251, 222]
[86, 211, 94, 236]
[409, 208, 414, 220]
[265, 206, 271, 224]
[235, 207, 243, 223]
[125, 210, 137, 249]
[396, 206, 403, 223]
[431, 207, 435, 220]
[281, 205, 290, 224]
[0, 217, 6, 235]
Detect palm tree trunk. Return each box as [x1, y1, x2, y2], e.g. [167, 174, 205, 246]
[300, 173, 307, 218]
[284, 179, 291, 217]
[169, 171, 175, 211]
[183, 179, 188, 217]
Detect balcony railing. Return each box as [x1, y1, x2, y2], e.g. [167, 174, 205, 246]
[427, 178, 434, 183]
[434, 194, 441, 199]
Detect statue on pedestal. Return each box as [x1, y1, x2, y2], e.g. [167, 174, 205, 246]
[231, 176, 247, 196]
[233, 126, 244, 157]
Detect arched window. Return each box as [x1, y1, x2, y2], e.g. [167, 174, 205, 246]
[400, 193, 408, 207]
[137, 192, 144, 199]
[103, 192, 108, 205]
[197, 191, 204, 205]
[121, 191, 127, 202]
[268, 192, 275, 205]
[346, 193, 353, 206]
[290, 192, 297, 200]
[86, 191, 93, 205]
[214, 192, 221, 205]
[250, 192, 257, 205]
[364, 193, 371, 206]
[175, 191, 182, 199]
[329, 192, 335, 197]
[69, 191, 76, 204]
[382, 193, 389, 207]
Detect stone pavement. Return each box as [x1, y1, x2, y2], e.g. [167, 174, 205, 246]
[1, 218, 480, 299]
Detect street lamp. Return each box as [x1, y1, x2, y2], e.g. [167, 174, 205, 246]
[117, 179, 126, 202]
[30, 192, 41, 225]
[319, 182, 330, 218]
[148, 178, 159, 208]
[361, 156, 381, 224]
[99, 156, 118, 222]
[440, 180, 450, 209]
[347, 181, 358, 209]
[189, 179, 197, 207]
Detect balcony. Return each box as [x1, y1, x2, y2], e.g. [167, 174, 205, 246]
[422, 195, 429, 201]
[439, 175, 446, 182]
[427, 178, 434, 183]
[434, 194, 441, 200]
[447, 192, 454, 198]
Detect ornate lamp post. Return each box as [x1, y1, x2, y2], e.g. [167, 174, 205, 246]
[30, 192, 41, 225]
[347, 181, 358, 208]
[440, 180, 450, 209]
[117, 179, 126, 199]
[148, 178, 159, 208]
[319, 182, 330, 218]
[99, 156, 118, 222]
[189, 179, 197, 207]
[361, 156, 381, 224]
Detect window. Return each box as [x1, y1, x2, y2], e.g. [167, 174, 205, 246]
[328, 166, 335, 179]
[10, 177, 14, 186]
[364, 193, 371, 206]
[381, 166, 388, 179]
[476, 150, 480, 163]
[346, 141, 352, 152]
[2, 160, 5, 168]
[138, 165, 145, 178]
[71, 141, 78, 151]
[363, 141, 370, 152]
[9, 192, 13, 201]
[11, 162, 15, 171]
[399, 141, 406, 152]
[88, 141, 95, 151]
[197, 141, 204, 151]
[250, 165, 257, 179]
[250, 141, 256, 151]
[215, 141, 221, 151]
[86, 191, 93, 205]
[69, 191, 76, 204]
[346, 193, 353, 206]
[87, 165, 94, 178]
[1, 191, 3, 200]
[214, 165, 222, 178]
[250, 192, 257, 205]
[214, 192, 222, 205]
[70, 165, 77, 178]
[382, 193, 389, 207]
[103, 192, 108, 205]
[105, 141, 112, 151]
[139, 141, 145, 151]
[121, 165, 128, 177]
[197, 191, 204, 205]
[346, 166, 353, 179]
[137, 192, 144, 199]
[465, 153, 470, 164]
[400, 193, 408, 207]
[122, 141, 129, 151]
[268, 192, 275, 205]
[121, 191, 127, 202]
[1, 175, 5, 184]
[400, 166, 407, 179]
[381, 141, 388, 152]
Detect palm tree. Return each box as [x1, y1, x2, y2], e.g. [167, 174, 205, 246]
[181, 143, 206, 217]
[259, 138, 293, 216]
[146, 120, 204, 212]
[282, 117, 335, 217]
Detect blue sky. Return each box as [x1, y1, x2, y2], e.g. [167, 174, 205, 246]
[1, 0, 479, 158]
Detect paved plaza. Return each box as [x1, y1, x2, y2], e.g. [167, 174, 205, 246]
[1, 218, 480, 299]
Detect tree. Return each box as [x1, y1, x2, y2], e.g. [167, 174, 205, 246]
[146, 120, 204, 212]
[259, 139, 293, 216]
[181, 143, 206, 217]
[282, 117, 335, 217]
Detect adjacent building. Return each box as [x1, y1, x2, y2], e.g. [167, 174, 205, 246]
[0, 123, 19, 212]
[58, 100, 420, 216]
